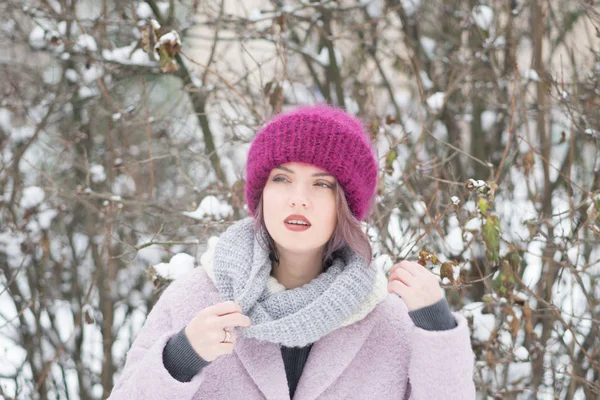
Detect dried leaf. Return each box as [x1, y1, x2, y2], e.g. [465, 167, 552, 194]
[154, 30, 181, 73]
[466, 178, 491, 195]
[269, 83, 283, 113]
[559, 131, 566, 143]
[522, 303, 534, 335]
[440, 262, 456, 284]
[503, 305, 520, 337]
[84, 308, 95, 324]
[263, 80, 274, 96]
[523, 151, 535, 178]
[418, 250, 441, 266]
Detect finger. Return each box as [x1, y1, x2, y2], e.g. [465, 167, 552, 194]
[217, 342, 235, 355]
[217, 312, 252, 329]
[389, 268, 416, 286]
[398, 261, 427, 277]
[206, 301, 242, 316]
[389, 261, 417, 277]
[218, 330, 237, 344]
[388, 280, 408, 295]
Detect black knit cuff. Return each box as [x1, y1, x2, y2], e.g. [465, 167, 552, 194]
[162, 328, 211, 382]
[408, 298, 457, 331]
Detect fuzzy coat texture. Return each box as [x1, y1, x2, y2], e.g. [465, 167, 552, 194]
[108, 266, 477, 399]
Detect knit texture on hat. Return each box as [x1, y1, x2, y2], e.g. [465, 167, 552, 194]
[202, 217, 387, 347]
[245, 105, 378, 220]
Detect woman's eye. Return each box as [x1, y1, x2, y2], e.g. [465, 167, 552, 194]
[316, 182, 333, 189]
[272, 176, 287, 183]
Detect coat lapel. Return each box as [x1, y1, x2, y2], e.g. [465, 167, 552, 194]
[292, 311, 379, 400]
[235, 334, 290, 399]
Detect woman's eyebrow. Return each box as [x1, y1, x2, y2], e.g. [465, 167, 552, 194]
[275, 166, 335, 178]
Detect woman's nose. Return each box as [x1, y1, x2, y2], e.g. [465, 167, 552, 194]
[289, 198, 308, 207]
[288, 188, 310, 208]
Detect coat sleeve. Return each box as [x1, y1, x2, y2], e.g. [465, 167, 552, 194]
[107, 273, 211, 399]
[405, 312, 476, 400]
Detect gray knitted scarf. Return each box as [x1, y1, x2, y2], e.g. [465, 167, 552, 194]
[212, 217, 377, 347]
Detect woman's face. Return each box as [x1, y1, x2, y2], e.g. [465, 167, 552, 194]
[262, 162, 338, 255]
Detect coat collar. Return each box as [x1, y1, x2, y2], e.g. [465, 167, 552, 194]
[234, 305, 380, 400]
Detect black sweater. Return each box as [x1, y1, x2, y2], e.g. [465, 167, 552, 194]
[162, 298, 456, 398]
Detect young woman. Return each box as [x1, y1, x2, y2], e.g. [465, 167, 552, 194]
[108, 105, 476, 399]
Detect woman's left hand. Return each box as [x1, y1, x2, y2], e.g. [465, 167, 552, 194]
[387, 260, 443, 312]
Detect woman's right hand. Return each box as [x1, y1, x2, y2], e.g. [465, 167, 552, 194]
[184, 301, 252, 362]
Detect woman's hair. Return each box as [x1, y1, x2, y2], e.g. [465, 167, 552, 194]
[252, 183, 373, 266]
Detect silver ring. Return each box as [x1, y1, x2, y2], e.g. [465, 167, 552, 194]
[222, 329, 232, 343]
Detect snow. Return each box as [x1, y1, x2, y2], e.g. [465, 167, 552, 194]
[372, 253, 394, 274]
[112, 174, 136, 197]
[401, 0, 421, 17]
[136, 2, 153, 19]
[65, 68, 79, 82]
[466, 178, 488, 190]
[20, 186, 45, 209]
[81, 64, 103, 84]
[136, 237, 167, 265]
[472, 5, 494, 30]
[360, 0, 383, 18]
[412, 200, 427, 217]
[248, 9, 263, 21]
[465, 217, 482, 231]
[523, 240, 543, 286]
[0, 232, 27, 268]
[157, 1, 170, 16]
[314, 47, 343, 67]
[445, 216, 465, 254]
[75, 34, 98, 52]
[78, 86, 97, 99]
[420, 37, 435, 59]
[419, 71, 433, 90]
[153, 253, 196, 280]
[461, 302, 496, 342]
[103, 42, 153, 66]
[157, 30, 181, 47]
[0, 108, 12, 133]
[11, 126, 35, 143]
[43, 64, 63, 85]
[426, 92, 445, 113]
[38, 208, 58, 230]
[130, 48, 152, 64]
[525, 69, 540, 82]
[393, 89, 412, 109]
[183, 195, 233, 220]
[90, 164, 106, 183]
[53, 301, 75, 342]
[29, 26, 46, 48]
[481, 110, 496, 131]
[282, 80, 316, 105]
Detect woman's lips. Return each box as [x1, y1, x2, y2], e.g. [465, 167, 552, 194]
[284, 222, 311, 232]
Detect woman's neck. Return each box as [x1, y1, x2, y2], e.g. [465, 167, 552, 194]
[271, 248, 325, 289]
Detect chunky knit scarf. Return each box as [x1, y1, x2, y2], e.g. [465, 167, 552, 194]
[199, 217, 388, 347]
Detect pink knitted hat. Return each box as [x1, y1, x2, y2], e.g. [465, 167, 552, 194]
[245, 105, 378, 221]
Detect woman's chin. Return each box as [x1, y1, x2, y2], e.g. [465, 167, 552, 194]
[275, 239, 323, 255]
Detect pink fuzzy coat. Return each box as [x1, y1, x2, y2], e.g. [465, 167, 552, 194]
[108, 267, 477, 399]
